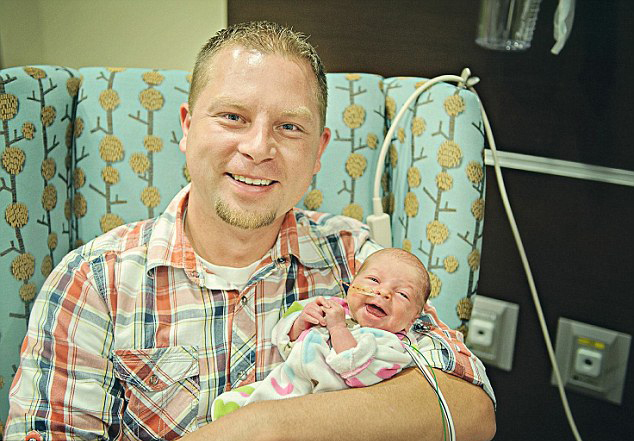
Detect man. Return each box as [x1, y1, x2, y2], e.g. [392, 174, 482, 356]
[6, 22, 495, 441]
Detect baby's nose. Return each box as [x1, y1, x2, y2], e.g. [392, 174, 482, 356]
[378, 286, 392, 298]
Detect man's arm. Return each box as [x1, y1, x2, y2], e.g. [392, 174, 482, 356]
[4, 254, 122, 441]
[183, 367, 495, 441]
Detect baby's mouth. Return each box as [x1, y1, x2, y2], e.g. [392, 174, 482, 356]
[366, 304, 386, 317]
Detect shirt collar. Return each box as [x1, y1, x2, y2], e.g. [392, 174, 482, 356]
[146, 186, 337, 282]
[146, 184, 200, 283]
[270, 208, 340, 269]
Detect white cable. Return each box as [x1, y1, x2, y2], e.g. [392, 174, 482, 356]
[368, 74, 469, 248]
[403, 344, 456, 441]
[372, 74, 466, 213]
[371, 71, 584, 440]
[472, 88, 583, 441]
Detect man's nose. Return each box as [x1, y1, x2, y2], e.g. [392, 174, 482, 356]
[238, 123, 276, 164]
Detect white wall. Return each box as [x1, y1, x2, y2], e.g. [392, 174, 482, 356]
[0, 0, 227, 70]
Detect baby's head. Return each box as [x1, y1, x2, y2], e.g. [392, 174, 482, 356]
[346, 248, 430, 333]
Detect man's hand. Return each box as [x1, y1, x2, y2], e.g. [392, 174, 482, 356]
[289, 297, 327, 341]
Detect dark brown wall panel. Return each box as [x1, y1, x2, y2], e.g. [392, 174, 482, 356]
[230, 1, 633, 440]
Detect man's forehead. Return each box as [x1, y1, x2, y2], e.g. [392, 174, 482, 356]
[206, 44, 307, 74]
[201, 49, 318, 112]
[223, 45, 265, 65]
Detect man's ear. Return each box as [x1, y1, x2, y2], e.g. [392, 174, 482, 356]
[312, 127, 331, 175]
[179, 103, 191, 153]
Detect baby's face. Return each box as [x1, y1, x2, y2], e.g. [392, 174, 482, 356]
[346, 252, 423, 333]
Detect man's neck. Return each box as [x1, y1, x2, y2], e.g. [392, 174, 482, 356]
[184, 193, 285, 268]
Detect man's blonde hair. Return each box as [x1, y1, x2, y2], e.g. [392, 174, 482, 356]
[189, 21, 328, 129]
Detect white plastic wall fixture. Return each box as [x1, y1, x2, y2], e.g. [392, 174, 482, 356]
[573, 347, 602, 378]
[553, 317, 631, 404]
[466, 295, 519, 371]
[469, 318, 495, 347]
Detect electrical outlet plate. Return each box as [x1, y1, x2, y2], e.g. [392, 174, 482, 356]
[466, 295, 519, 371]
[552, 317, 631, 405]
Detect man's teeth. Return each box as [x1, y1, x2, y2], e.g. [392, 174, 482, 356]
[232, 174, 273, 186]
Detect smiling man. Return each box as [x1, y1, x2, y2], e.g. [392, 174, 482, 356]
[5, 22, 495, 441]
[180, 41, 330, 267]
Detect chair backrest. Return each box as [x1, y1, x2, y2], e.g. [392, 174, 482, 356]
[0, 66, 485, 427]
[1, 67, 80, 423]
[302, 73, 485, 332]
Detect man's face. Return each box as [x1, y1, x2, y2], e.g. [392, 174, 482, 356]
[179, 46, 330, 230]
[347, 252, 423, 333]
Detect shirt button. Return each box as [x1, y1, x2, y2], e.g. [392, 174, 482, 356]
[238, 371, 247, 381]
[24, 431, 43, 441]
[149, 374, 159, 386]
[277, 257, 286, 264]
[241, 296, 248, 305]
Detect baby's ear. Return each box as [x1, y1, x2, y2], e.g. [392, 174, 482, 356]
[407, 314, 419, 330]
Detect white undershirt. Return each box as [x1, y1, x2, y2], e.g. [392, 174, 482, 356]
[183, 205, 261, 291]
[198, 256, 260, 291]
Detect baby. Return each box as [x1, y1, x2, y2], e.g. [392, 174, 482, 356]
[211, 248, 431, 420]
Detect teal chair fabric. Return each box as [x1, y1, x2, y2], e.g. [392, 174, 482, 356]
[0, 66, 485, 432]
[299, 73, 385, 221]
[73, 68, 191, 243]
[384, 77, 485, 331]
[301, 74, 485, 331]
[1, 66, 81, 433]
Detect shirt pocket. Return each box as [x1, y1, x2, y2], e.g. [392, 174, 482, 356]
[112, 346, 200, 440]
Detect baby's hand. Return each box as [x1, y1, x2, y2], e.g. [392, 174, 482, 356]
[289, 297, 327, 340]
[322, 299, 346, 330]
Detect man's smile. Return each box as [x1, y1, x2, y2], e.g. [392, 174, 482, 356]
[227, 173, 277, 187]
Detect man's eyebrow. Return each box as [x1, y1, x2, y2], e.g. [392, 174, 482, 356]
[206, 96, 248, 113]
[205, 99, 314, 122]
[280, 106, 314, 121]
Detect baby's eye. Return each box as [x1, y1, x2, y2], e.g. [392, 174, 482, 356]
[367, 276, 379, 283]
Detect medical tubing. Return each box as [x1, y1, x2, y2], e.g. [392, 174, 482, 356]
[403, 344, 455, 441]
[372, 72, 583, 440]
[372, 75, 466, 213]
[473, 90, 583, 441]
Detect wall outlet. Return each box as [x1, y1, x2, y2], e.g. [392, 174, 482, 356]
[469, 317, 495, 347]
[466, 295, 519, 371]
[552, 317, 631, 404]
[573, 347, 602, 378]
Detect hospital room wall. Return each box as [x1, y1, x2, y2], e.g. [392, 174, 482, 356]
[0, 0, 227, 69]
[228, 1, 634, 440]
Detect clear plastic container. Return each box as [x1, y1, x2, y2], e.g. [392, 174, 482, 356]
[476, 0, 542, 51]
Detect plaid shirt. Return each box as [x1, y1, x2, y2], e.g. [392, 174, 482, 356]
[6, 185, 494, 441]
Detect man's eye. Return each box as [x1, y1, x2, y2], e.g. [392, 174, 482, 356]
[398, 292, 409, 299]
[223, 113, 241, 121]
[281, 123, 299, 131]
